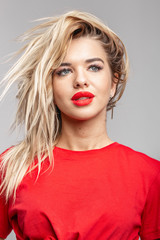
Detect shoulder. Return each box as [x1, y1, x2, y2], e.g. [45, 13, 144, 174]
[112, 142, 160, 179]
[0, 146, 15, 179]
[0, 146, 14, 157]
[114, 142, 159, 165]
[0, 146, 14, 163]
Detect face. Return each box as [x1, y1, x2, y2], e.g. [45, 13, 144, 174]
[52, 37, 116, 121]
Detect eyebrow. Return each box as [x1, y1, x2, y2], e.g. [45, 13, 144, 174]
[85, 58, 104, 64]
[60, 58, 104, 67]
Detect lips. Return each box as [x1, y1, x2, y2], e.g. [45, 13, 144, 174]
[71, 91, 95, 106]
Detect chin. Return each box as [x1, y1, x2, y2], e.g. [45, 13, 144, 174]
[68, 116, 93, 121]
[64, 112, 101, 122]
[61, 107, 106, 122]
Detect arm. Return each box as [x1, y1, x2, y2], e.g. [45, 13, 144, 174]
[140, 171, 160, 240]
[0, 150, 13, 238]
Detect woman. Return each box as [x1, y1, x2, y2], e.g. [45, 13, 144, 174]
[0, 10, 160, 240]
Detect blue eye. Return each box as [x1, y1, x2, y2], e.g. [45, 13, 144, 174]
[89, 65, 102, 72]
[56, 68, 71, 76]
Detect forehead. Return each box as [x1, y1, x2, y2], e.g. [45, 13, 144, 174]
[63, 37, 107, 62]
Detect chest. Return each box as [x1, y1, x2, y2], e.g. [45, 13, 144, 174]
[9, 158, 144, 239]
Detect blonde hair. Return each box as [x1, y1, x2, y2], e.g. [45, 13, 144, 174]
[0, 10, 129, 202]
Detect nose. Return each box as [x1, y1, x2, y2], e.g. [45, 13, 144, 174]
[73, 69, 89, 89]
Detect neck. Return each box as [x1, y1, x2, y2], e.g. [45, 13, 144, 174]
[56, 112, 113, 151]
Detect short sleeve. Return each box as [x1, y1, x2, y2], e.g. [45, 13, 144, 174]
[140, 171, 160, 240]
[0, 150, 12, 238]
[0, 194, 12, 238]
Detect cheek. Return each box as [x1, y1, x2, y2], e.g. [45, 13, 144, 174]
[96, 71, 112, 91]
[53, 78, 63, 94]
[53, 82, 69, 108]
[98, 80, 111, 96]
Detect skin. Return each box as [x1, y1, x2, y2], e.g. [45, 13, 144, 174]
[0, 38, 116, 240]
[52, 37, 116, 151]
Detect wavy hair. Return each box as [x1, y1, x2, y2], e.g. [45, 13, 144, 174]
[0, 10, 129, 202]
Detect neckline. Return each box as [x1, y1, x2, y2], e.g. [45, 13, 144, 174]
[54, 142, 118, 154]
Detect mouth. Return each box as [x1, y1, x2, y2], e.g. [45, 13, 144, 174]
[71, 91, 95, 106]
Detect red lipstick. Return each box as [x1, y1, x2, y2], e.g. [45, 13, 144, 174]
[71, 91, 95, 106]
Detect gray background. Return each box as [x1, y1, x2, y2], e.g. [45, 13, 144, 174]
[0, 0, 159, 239]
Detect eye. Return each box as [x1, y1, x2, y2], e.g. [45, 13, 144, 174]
[56, 68, 72, 76]
[89, 64, 103, 72]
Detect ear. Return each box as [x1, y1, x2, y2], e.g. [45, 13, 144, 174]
[110, 73, 118, 97]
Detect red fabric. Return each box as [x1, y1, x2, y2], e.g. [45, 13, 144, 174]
[0, 142, 160, 240]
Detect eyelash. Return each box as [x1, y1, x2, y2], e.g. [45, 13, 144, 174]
[56, 64, 103, 76]
[89, 64, 103, 72]
[56, 68, 71, 76]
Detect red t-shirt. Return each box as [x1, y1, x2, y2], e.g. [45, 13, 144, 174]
[0, 142, 160, 240]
